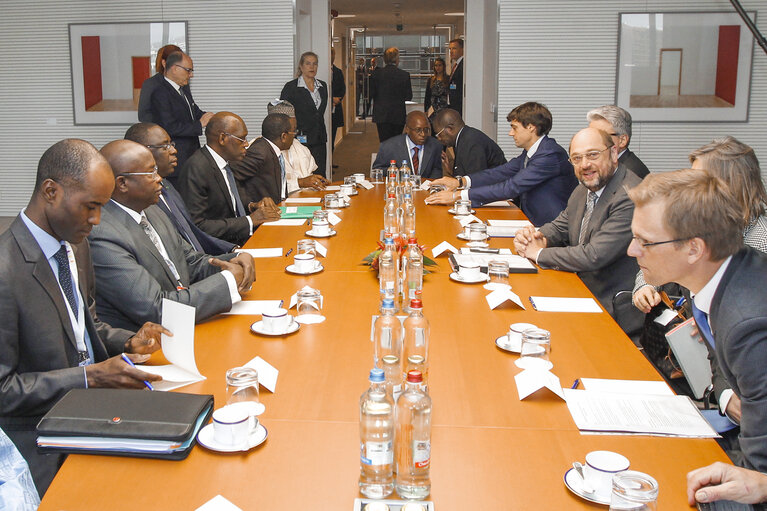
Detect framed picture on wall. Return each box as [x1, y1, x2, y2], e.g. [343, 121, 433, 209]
[69, 22, 187, 125]
[615, 11, 756, 122]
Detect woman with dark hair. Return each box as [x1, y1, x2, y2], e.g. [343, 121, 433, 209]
[280, 52, 329, 178]
[137, 44, 183, 123]
[424, 57, 448, 119]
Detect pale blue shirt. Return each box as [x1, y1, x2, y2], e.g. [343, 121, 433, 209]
[405, 135, 424, 175]
[297, 75, 323, 109]
[0, 426, 40, 510]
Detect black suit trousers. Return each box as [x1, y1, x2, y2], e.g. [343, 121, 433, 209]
[376, 123, 404, 143]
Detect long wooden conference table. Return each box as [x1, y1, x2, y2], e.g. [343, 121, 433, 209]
[40, 183, 730, 510]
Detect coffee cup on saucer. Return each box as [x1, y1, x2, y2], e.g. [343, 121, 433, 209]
[311, 220, 331, 236]
[583, 450, 630, 497]
[261, 308, 291, 334]
[294, 253, 318, 273]
[340, 183, 354, 196]
[212, 404, 259, 447]
[353, 173, 365, 183]
[458, 262, 481, 280]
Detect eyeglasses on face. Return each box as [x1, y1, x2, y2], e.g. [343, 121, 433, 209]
[408, 127, 431, 135]
[118, 166, 159, 178]
[146, 142, 176, 151]
[631, 236, 694, 249]
[174, 64, 194, 74]
[224, 132, 248, 145]
[434, 124, 452, 138]
[568, 147, 609, 165]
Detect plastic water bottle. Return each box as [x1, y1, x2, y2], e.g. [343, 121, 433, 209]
[395, 196, 405, 238]
[382, 354, 403, 402]
[401, 239, 422, 312]
[386, 160, 399, 185]
[359, 368, 395, 499]
[402, 299, 429, 386]
[402, 199, 417, 241]
[373, 299, 403, 367]
[378, 237, 398, 306]
[400, 159, 412, 183]
[383, 194, 398, 237]
[395, 370, 432, 500]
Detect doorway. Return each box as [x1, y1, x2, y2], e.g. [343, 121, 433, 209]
[658, 48, 683, 96]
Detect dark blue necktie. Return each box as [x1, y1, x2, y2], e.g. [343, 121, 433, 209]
[160, 186, 204, 251]
[691, 298, 715, 347]
[224, 165, 246, 216]
[53, 245, 78, 319]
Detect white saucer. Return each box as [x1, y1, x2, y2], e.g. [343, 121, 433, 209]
[305, 229, 337, 238]
[197, 423, 268, 453]
[295, 314, 326, 324]
[449, 272, 490, 284]
[285, 263, 324, 275]
[514, 358, 554, 371]
[484, 283, 511, 291]
[495, 335, 521, 353]
[564, 467, 632, 507]
[250, 319, 300, 336]
[448, 208, 475, 215]
[457, 233, 488, 242]
[466, 241, 490, 248]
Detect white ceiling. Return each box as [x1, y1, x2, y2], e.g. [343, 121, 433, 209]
[330, 0, 464, 36]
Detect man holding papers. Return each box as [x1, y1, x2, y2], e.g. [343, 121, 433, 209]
[0, 139, 166, 495]
[627, 168, 767, 473]
[89, 140, 256, 331]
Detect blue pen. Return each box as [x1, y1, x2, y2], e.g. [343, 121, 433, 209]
[675, 296, 685, 308]
[120, 353, 154, 391]
[571, 379, 580, 389]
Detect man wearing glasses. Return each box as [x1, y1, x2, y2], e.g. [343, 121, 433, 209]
[429, 108, 506, 178]
[514, 127, 641, 321]
[89, 139, 255, 331]
[371, 111, 443, 180]
[149, 51, 213, 180]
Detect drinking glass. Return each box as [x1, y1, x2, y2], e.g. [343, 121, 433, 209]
[370, 168, 383, 184]
[454, 199, 471, 215]
[324, 193, 340, 209]
[297, 239, 316, 256]
[468, 222, 488, 241]
[297, 287, 322, 319]
[487, 260, 510, 288]
[610, 471, 658, 511]
[226, 366, 264, 416]
[519, 328, 551, 369]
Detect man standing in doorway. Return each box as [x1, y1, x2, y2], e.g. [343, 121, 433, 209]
[447, 38, 464, 116]
[370, 47, 413, 143]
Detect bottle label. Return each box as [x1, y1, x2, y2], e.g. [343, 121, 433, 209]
[393, 384, 402, 402]
[381, 327, 392, 349]
[415, 327, 425, 347]
[408, 288, 417, 300]
[361, 441, 393, 466]
[413, 440, 430, 469]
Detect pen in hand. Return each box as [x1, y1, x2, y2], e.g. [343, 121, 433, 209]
[120, 353, 154, 391]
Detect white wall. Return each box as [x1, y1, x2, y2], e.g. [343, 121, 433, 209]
[497, 0, 767, 178]
[98, 25, 152, 100]
[465, 0, 498, 136]
[0, 0, 294, 215]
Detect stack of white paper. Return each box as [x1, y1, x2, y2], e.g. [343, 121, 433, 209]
[528, 296, 602, 313]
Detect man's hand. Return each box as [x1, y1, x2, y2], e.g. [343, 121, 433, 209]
[725, 394, 742, 424]
[248, 207, 281, 226]
[513, 226, 546, 260]
[85, 353, 162, 389]
[229, 252, 256, 293]
[248, 197, 280, 214]
[424, 190, 459, 205]
[200, 112, 214, 127]
[431, 176, 459, 191]
[687, 462, 767, 505]
[208, 257, 247, 291]
[298, 175, 329, 190]
[441, 149, 455, 176]
[124, 322, 170, 354]
[632, 285, 661, 313]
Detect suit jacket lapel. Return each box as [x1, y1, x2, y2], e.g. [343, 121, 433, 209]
[204, 148, 236, 216]
[580, 165, 626, 243]
[571, 186, 588, 245]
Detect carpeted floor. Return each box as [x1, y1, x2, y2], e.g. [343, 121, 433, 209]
[330, 118, 381, 182]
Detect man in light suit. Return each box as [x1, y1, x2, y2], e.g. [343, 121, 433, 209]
[515, 127, 641, 318]
[431, 108, 505, 177]
[0, 139, 166, 495]
[627, 168, 767, 473]
[426, 102, 576, 226]
[178, 112, 280, 246]
[372, 111, 443, 180]
[587, 105, 649, 179]
[124, 123, 236, 256]
[148, 51, 213, 182]
[90, 140, 255, 331]
[370, 47, 413, 143]
[447, 38, 464, 116]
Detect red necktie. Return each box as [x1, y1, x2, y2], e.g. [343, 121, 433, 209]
[412, 146, 420, 173]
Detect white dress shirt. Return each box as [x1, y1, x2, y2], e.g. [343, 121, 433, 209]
[205, 145, 253, 235]
[298, 75, 323, 109]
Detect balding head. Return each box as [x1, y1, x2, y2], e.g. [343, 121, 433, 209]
[100, 140, 154, 177]
[405, 111, 431, 146]
[568, 127, 619, 192]
[431, 108, 464, 148]
[205, 112, 249, 163]
[101, 140, 162, 212]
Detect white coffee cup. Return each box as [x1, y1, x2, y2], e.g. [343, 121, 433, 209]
[507, 322, 537, 351]
[262, 307, 291, 333]
[294, 253, 318, 273]
[458, 262, 481, 280]
[212, 404, 259, 446]
[340, 184, 354, 196]
[353, 173, 365, 183]
[584, 450, 630, 496]
[312, 220, 330, 236]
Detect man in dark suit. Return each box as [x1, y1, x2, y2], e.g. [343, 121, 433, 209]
[355, 57, 367, 118]
[514, 127, 642, 319]
[587, 105, 649, 179]
[89, 140, 254, 331]
[426, 102, 576, 226]
[230, 113, 294, 205]
[447, 38, 464, 116]
[370, 47, 413, 143]
[148, 51, 213, 184]
[330, 47, 345, 155]
[124, 123, 236, 255]
[178, 112, 280, 246]
[0, 139, 166, 495]
[371, 111, 443, 180]
[627, 168, 767, 473]
[432, 108, 505, 177]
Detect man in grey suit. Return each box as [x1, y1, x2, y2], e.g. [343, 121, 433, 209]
[515, 127, 641, 319]
[89, 140, 255, 331]
[0, 139, 166, 495]
[587, 105, 649, 179]
[628, 168, 767, 474]
[371, 111, 443, 180]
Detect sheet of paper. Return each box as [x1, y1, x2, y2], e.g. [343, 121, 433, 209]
[515, 369, 565, 400]
[324, 185, 341, 191]
[286, 206, 298, 213]
[359, 180, 374, 190]
[160, 300, 201, 376]
[432, 241, 459, 257]
[327, 212, 342, 225]
[222, 300, 283, 315]
[314, 241, 328, 257]
[452, 253, 536, 272]
[486, 287, 525, 310]
[244, 356, 279, 393]
[262, 219, 307, 226]
[234, 248, 282, 258]
[481, 200, 512, 207]
[529, 296, 602, 313]
[458, 214, 481, 227]
[196, 495, 243, 511]
[563, 389, 718, 437]
[284, 197, 321, 204]
[460, 248, 512, 255]
[580, 378, 673, 396]
[487, 219, 534, 228]
[654, 308, 679, 326]
[420, 180, 432, 190]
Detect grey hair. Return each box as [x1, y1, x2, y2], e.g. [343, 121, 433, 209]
[586, 105, 632, 140]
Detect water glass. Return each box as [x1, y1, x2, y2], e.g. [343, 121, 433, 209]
[468, 222, 488, 241]
[324, 193, 340, 209]
[487, 260, 510, 287]
[610, 471, 658, 510]
[454, 199, 471, 215]
[226, 366, 263, 416]
[520, 328, 551, 363]
[370, 168, 383, 184]
[297, 287, 322, 318]
[297, 239, 316, 256]
[344, 176, 356, 187]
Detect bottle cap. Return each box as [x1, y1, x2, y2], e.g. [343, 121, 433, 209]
[406, 370, 423, 383]
[409, 298, 423, 309]
[381, 298, 395, 310]
[369, 368, 385, 382]
[390, 160, 396, 164]
[408, 237, 417, 244]
[384, 237, 394, 244]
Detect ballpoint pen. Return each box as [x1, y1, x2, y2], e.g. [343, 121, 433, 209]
[285, 248, 293, 257]
[120, 353, 154, 390]
[571, 379, 580, 389]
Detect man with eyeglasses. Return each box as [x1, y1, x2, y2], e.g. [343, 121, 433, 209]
[514, 127, 641, 321]
[88, 139, 255, 331]
[149, 51, 213, 181]
[627, 168, 767, 478]
[587, 105, 649, 179]
[371, 111, 443, 180]
[430, 108, 505, 178]
[178, 112, 281, 246]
